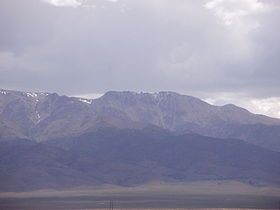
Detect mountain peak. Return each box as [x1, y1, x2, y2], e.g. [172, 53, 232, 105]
[103, 90, 179, 97]
[101, 90, 201, 102]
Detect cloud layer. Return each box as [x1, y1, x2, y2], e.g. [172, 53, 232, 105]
[0, 0, 279, 117]
[43, 0, 82, 8]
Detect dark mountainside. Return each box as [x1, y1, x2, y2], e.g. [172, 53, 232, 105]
[1, 128, 280, 191]
[0, 89, 280, 191]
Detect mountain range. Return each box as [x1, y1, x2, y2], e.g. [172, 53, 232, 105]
[1, 89, 280, 151]
[0, 89, 280, 191]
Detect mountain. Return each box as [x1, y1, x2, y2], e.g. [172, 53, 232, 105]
[92, 91, 280, 151]
[1, 89, 280, 151]
[0, 89, 280, 191]
[1, 128, 280, 191]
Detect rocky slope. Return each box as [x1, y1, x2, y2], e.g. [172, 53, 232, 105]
[0, 89, 280, 150]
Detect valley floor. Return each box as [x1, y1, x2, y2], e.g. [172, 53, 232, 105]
[0, 181, 279, 209]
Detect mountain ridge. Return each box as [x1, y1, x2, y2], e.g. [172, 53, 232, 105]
[1, 89, 280, 151]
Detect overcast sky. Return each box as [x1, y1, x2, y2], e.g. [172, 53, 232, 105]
[0, 0, 280, 117]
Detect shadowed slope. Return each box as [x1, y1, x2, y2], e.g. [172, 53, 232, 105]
[1, 128, 279, 192]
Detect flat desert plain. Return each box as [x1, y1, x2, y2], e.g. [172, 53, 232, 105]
[0, 181, 279, 209]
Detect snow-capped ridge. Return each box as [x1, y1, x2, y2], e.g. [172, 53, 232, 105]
[0, 90, 8, 95]
[78, 98, 92, 104]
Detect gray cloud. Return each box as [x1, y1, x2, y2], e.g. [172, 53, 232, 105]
[0, 0, 280, 116]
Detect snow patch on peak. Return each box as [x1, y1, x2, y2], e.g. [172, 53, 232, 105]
[147, 91, 179, 99]
[0, 90, 8, 95]
[103, 91, 180, 98]
[78, 98, 92, 104]
[24, 92, 50, 99]
[26, 92, 38, 97]
[150, 92, 160, 98]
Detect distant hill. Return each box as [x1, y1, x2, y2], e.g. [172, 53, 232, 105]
[1, 89, 280, 151]
[0, 128, 279, 191]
